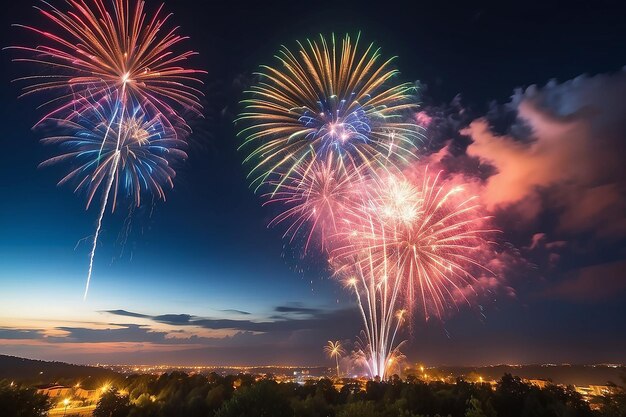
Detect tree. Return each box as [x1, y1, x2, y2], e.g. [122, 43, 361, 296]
[93, 389, 131, 417]
[465, 396, 496, 417]
[337, 401, 378, 417]
[215, 380, 291, 417]
[599, 379, 626, 417]
[0, 380, 51, 417]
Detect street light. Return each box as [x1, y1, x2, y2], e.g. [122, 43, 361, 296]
[62, 398, 70, 417]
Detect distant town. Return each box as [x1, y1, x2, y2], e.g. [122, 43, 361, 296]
[3, 355, 624, 416]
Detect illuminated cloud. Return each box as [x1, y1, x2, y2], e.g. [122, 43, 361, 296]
[414, 70, 626, 307]
[462, 70, 626, 238]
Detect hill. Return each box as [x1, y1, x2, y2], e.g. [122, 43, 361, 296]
[427, 364, 625, 386]
[0, 355, 120, 388]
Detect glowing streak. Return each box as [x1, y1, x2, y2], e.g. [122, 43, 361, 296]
[85, 151, 119, 299]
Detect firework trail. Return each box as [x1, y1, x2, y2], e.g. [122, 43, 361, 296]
[341, 261, 407, 379]
[328, 169, 496, 378]
[237, 33, 421, 191]
[9, 0, 203, 298]
[40, 93, 186, 297]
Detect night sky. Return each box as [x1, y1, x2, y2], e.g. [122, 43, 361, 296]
[1, 0, 625, 366]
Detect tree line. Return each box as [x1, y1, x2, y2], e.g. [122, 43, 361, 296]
[1, 372, 625, 417]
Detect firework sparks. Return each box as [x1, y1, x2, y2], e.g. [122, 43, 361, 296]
[334, 240, 407, 380]
[335, 169, 497, 321]
[40, 93, 185, 298]
[9, 0, 205, 130]
[237, 33, 421, 190]
[40, 95, 186, 211]
[236, 34, 498, 380]
[9, 0, 203, 298]
[263, 152, 364, 253]
[326, 168, 497, 378]
[324, 340, 346, 379]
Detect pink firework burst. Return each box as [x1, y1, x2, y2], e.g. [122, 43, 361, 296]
[334, 168, 498, 321]
[264, 153, 365, 253]
[9, 0, 205, 129]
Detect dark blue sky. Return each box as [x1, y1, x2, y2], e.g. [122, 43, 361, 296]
[0, 0, 625, 366]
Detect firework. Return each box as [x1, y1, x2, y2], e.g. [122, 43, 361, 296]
[40, 92, 185, 298]
[236, 33, 496, 380]
[324, 340, 346, 379]
[343, 260, 407, 380]
[8, 0, 203, 299]
[327, 169, 496, 378]
[335, 169, 496, 321]
[263, 152, 364, 253]
[237, 33, 421, 190]
[9, 0, 204, 129]
[40, 94, 186, 210]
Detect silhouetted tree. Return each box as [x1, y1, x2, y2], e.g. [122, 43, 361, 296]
[215, 380, 291, 417]
[599, 373, 626, 417]
[93, 388, 131, 417]
[0, 380, 51, 417]
[337, 400, 378, 417]
[465, 396, 496, 417]
[43, 371, 614, 417]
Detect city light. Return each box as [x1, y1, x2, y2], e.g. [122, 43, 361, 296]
[62, 398, 70, 417]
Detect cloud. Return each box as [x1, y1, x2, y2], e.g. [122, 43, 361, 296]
[542, 260, 626, 302]
[102, 305, 348, 334]
[191, 308, 357, 333]
[274, 304, 322, 315]
[525, 234, 566, 252]
[102, 309, 149, 319]
[153, 314, 193, 324]
[0, 328, 43, 340]
[219, 309, 251, 315]
[414, 70, 626, 308]
[461, 70, 626, 238]
[0, 305, 363, 365]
